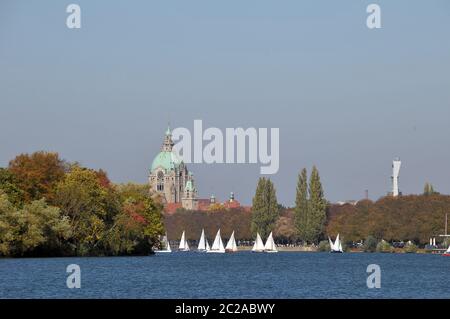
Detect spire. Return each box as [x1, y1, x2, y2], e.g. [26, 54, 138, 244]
[165, 123, 172, 136]
[162, 125, 174, 152]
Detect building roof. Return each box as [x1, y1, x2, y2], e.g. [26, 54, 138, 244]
[151, 150, 182, 172]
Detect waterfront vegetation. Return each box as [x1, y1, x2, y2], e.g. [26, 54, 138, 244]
[0, 152, 164, 257]
[1, 151, 449, 257]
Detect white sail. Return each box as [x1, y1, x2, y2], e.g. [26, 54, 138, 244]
[164, 233, 172, 252]
[252, 232, 265, 252]
[433, 238, 436, 246]
[179, 231, 186, 250]
[206, 239, 210, 251]
[430, 238, 433, 246]
[156, 233, 172, 253]
[330, 234, 343, 253]
[179, 231, 190, 251]
[328, 237, 336, 251]
[446, 245, 450, 253]
[198, 229, 206, 251]
[208, 229, 225, 253]
[264, 232, 278, 253]
[225, 231, 238, 252]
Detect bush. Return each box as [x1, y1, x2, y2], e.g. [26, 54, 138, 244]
[318, 240, 330, 252]
[376, 239, 394, 253]
[363, 235, 377, 252]
[404, 241, 418, 253]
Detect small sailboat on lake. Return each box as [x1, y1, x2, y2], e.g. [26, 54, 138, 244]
[264, 232, 278, 253]
[197, 229, 210, 252]
[329, 234, 343, 253]
[252, 232, 265, 253]
[207, 229, 225, 253]
[178, 230, 190, 252]
[225, 231, 238, 253]
[155, 233, 172, 253]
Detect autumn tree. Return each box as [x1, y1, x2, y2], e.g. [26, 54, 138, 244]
[8, 152, 66, 203]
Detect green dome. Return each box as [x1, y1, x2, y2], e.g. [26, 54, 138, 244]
[151, 151, 182, 172]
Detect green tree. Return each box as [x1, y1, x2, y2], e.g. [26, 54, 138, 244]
[54, 166, 108, 255]
[376, 239, 394, 253]
[294, 168, 308, 242]
[363, 235, 378, 252]
[8, 152, 66, 203]
[0, 168, 24, 206]
[0, 192, 16, 255]
[0, 193, 71, 257]
[423, 183, 438, 196]
[251, 178, 279, 240]
[307, 166, 327, 243]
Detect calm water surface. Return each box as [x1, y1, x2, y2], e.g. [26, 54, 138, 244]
[0, 252, 449, 299]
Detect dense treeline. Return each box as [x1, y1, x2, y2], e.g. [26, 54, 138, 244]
[2, 151, 446, 255]
[165, 207, 296, 243]
[326, 195, 450, 245]
[165, 208, 252, 241]
[0, 152, 164, 257]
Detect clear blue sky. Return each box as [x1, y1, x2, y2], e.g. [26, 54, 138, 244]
[1, 0, 450, 205]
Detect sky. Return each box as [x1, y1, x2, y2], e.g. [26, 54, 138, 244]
[1, 0, 450, 206]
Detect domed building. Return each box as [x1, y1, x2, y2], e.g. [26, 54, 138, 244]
[149, 127, 198, 210]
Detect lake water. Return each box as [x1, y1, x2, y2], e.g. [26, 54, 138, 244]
[0, 252, 449, 299]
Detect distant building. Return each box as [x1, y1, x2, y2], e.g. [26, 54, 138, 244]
[149, 127, 244, 213]
[149, 126, 198, 210]
[336, 200, 358, 206]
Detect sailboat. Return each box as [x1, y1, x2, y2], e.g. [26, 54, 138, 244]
[178, 231, 190, 252]
[252, 232, 265, 253]
[197, 229, 210, 252]
[329, 234, 343, 253]
[207, 229, 225, 253]
[225, 231, 238, 253]
[156, 233, 172, 253]
[442, 245, 450, 257]
[264, 232, 278, 253]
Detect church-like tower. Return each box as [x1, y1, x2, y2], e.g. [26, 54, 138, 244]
[149, 126, 198, 209]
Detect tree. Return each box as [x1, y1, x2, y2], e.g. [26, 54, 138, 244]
[99, 183, 165, 255]
[0, 193, 71, 257]
[363, 235, 377, 252]
[0, 168, 24, 206]
[54, 166, 108, 255]
[251, 178, 279, 240]
[8, 152, 66, 203]
[0, 192, 16, 255]
[294, 168, 308, 242]
[307, 166, 327, 244]
[423, 183, 438, 196]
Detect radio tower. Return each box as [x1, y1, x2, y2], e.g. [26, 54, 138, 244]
[392, 158, 402, 197]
